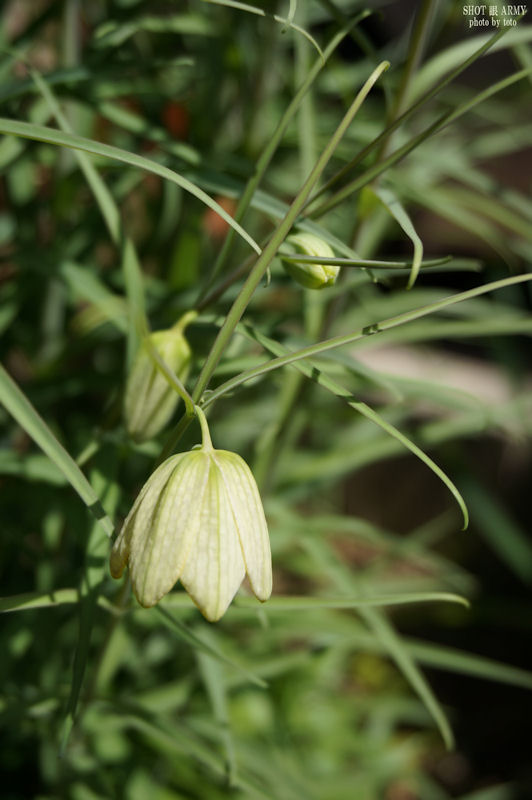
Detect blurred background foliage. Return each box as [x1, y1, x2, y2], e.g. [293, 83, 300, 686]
[1, 0, 532, 798]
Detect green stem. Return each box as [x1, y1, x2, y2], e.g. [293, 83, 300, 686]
[144, 336, 196, 418]
[203, 273, 532, 408]
[254, 8, 324, 492]
[375, 0, 436, 161]
[197, 21, 357, 297]
[196, 406, 213, 451]
[304, 23, 510, 213]
[309, 65, 532, 218]
[191, 60, 390, 406]
[172, 309, 198, 334]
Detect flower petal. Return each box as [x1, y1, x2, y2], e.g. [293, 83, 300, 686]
[110, 454, 182, 580]
[215, 451, 272, 602]
[124, 330, 191, 441]
[180, 457, 246, 621]
[128, 451, 210, 607]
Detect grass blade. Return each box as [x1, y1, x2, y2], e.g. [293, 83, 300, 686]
[197, 649, 238, 786]
[204, 273, 532, 406]
[0, 588, 80, 613]
[202, 19, 360, 288]
[374, 186, 424, 289]
[202, 0, 323, 58]
[233, 592, 468, 611]
[226, 322, 470, 528]
[191, 60, 390, 405]
[0, 117, 262, 256]
[360, 606, 455, 749]
[61, 454, 120, 752]
[346, 627, 532, 691]
[0, 364, 114, 538]
[154, 606, 267, 688]
[312, 66, 532, 217]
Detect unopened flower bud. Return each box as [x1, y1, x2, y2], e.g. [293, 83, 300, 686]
[124, 312, 196, 442]
[110, 409, 272, 621]
[281, 232, 339, 290]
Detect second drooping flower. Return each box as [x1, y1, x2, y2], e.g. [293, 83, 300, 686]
[124, 311, 196, 442]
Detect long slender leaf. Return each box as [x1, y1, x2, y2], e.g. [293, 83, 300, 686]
[197, 650, 238, 786]
[0, 364, 114, 538]
[374, 186, 424, 289]
[203, 274, 532, 407]
[0, 117, 262, 256]
[312, 66, 532, 217]
[204, 18, 359, 287]
[191, 60, 390, 404]
[234, 592, 468, 611]
[229, 321, 469, 527]
[305, 22, 514, 210]
[360, 606, 455, 749]
[202, 0, 323, 57]
[154, 606, 267, 688]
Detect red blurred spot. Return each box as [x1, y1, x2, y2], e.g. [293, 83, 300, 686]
[162, 102, 189, 139]
[203, 196, 237, 240]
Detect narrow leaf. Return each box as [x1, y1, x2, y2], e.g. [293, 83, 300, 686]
[154, 606, 267, 688]
[0, 364, 114, 538]
[205, 274, 532, 405]
[360, 606, 455, 749]
[227, 322, 469, 528]
[374, 185, 424, 289]
[202, 0, 323, 57]
[0, 117, 262, 256]
[233, 592, 468, 611]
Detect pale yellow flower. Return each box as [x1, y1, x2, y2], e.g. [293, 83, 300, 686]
[110, 410, 272, 621]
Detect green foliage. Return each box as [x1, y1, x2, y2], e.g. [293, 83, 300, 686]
[1, 1, 531, 798]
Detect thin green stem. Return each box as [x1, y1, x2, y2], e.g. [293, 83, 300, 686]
[198, 21, 358, 297]
[144, 336, 196, 418]
[191, 60, 390, 406]
[375, 0, 436, 161]
[203, 0, 323, 58]
[196, 406, 213, 451]
[310, 66, 532, 218]
[304, 23, 510, 213]
[172, 309, 199, 334]
[279, 255, 452, 269]
[253, 5, 323, 493]
[203, 273, 532, 408]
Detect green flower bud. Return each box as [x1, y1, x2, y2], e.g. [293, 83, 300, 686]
[124, 312, 196, 442]
[281, 232, 339, 290]
[110, 409, 272, 621]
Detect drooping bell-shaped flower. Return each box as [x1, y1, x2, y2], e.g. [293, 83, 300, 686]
[124, 311, 196, 442]
[281, 231, 339, 290]
[110, 408, 272, 621]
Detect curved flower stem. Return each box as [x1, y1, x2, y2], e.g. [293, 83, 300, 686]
[172, 309, 198, 335]
[195, 405, 214, 451]
[144, 336, 196, 418]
